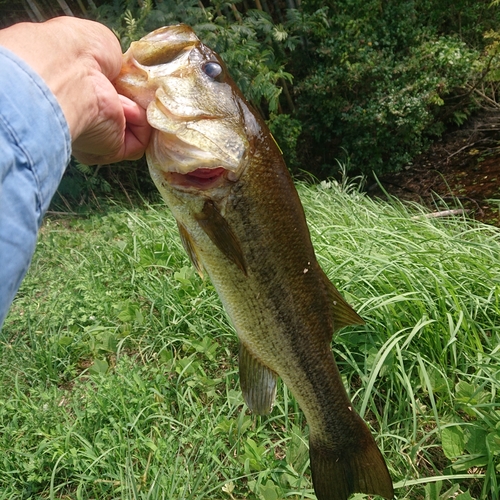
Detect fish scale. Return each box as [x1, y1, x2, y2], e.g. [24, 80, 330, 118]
[115, 23, 394, 500]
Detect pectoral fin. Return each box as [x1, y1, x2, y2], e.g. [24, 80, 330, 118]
[239, 343, 277, 415]
[195, 200, 247, 275]
[177, 221, 205, 278]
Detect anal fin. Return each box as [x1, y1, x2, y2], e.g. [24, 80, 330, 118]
[239, 343, 277, 415]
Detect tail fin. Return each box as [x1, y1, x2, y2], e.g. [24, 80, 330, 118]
[309, 430, 393, 500]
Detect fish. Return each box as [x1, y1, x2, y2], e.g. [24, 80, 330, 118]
[115, 24, 394, 500]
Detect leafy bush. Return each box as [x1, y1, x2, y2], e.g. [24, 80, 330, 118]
[93, 0, 500, 179]
[93, 0, 293, 115]
[6, 0, 500, 183]
[267, 113, 302, 171]
[290, 2, 493, 176]
[86, 0, 298, 194]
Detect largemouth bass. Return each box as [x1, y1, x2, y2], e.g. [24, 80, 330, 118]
[115, 25, 394, 500]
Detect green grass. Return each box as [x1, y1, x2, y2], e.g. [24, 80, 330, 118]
[1, 180, 499, 499]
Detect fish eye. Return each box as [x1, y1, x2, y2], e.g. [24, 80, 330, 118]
[203, 61, 223, 79]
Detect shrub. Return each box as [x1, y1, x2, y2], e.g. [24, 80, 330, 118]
[53, 1, 500, 184]
[290, 2, 486, 176]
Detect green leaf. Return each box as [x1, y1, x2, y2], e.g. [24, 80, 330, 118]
[455, 380, 489, 416]
[442, 426, 465, 459]
[486, 430, 500, 456]
[57, 336, 73, 347]
[424, 480, 443, 500]
[422, 365, 448, 394]
[456, 491, 475, 500]
[451, 455, 488, 472]
[465, 426, 488, 455]
[258, 480, 280, 500]
[455, 380, 475, 400]
[89, 358, 109, 375]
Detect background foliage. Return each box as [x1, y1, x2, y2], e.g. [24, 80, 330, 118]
[3, 0, 500, 196]
[91, 0, 500, 178]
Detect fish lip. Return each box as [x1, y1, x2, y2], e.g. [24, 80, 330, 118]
[162, 167, 235, 190]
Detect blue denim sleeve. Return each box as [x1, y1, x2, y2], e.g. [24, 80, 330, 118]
[0, 47, 71, 328]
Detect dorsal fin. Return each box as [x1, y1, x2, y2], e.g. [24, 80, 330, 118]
[324, 274, 364, 335]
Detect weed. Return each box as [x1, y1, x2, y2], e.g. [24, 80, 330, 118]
[1, 184, 499, 498]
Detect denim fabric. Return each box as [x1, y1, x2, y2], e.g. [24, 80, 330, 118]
[0, 47, 71, 327]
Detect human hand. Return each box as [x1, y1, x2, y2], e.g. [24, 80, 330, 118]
[0, 17, 152, 165]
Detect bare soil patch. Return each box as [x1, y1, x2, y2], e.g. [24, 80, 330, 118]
[371, 110, 500, 226]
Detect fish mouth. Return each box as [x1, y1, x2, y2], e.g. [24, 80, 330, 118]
[163, 167, 232, 190]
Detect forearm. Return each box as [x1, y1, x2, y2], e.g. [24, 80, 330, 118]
[0, 47, 71, 327]
[0, 17, 151, 327]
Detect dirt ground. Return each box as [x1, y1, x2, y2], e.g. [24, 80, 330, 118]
[370, 110, 500, 226]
